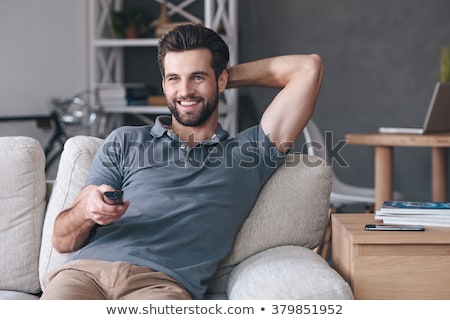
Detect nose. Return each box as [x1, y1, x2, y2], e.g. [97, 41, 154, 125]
[178, 79, 195, 97]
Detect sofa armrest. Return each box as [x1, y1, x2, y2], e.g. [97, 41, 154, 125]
[226, 246, 353, 300]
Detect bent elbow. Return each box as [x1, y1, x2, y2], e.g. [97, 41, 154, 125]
[305, 54, 324, 78]
[309, 53, 323, 66]
[51, 234, 66, 253]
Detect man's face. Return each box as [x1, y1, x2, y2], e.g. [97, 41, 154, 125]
[162, 49, 225, 127]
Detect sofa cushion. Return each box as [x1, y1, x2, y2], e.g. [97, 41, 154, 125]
[219, 154, 331, 268]
[0, 137, 46, 294]
[39, 135, 104, 288]
[0, 290, 40, 300]
[227, 246, 353, 299]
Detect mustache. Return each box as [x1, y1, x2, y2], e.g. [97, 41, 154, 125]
[174, 95, 203, 101]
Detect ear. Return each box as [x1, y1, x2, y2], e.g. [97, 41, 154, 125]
[217, 70, 228, 93]
[161, 78, 166, 93]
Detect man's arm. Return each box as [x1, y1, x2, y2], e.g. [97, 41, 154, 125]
[52, 184, 129, 253]
[226, 54, 324, 153]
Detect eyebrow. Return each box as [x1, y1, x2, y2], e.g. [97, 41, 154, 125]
[192, 71, 209, 76]
[165, 70, 210, 78]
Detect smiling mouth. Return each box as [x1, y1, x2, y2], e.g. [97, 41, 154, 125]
[178, 99, 202, 108]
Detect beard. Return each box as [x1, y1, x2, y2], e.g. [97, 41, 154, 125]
[167, 87, 219, 127]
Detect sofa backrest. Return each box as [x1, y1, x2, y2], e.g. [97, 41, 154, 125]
[39, 136, 104, 288]
[220, 152, 331, 267]
[39, 135, 332, 289]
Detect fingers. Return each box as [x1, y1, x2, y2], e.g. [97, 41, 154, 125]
[85, 186, 130, 225]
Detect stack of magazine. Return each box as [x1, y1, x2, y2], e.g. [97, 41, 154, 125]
[96, 83, 154, 108]
[375, 201, 450, 227]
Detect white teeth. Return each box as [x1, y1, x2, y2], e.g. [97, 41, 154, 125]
[180, 101, 197, 106]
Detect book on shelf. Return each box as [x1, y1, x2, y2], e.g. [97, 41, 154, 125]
[147, 95, 167, 106]
[97, 83, 163, 108]
[97, 82, 148, 95]
[96, 82, 149, 89]
[375, 200, 450, 227]
[100, 96, 167, 108]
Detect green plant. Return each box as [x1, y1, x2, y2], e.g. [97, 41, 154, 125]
[109, 8, 148, 38]
[441, 46, 450, 82]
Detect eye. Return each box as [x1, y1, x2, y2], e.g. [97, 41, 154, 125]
[193, 74, 205, 81]
[166, 75, 179, 82]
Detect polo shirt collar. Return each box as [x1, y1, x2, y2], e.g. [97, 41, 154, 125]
[150, 115, 229, 142]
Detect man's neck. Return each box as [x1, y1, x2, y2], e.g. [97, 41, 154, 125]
[169, 115, 219, 148]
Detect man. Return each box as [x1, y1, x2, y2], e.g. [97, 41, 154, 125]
[41, 24, 323, 300]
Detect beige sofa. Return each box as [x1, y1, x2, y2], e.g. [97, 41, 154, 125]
[0, 135, 352, 300]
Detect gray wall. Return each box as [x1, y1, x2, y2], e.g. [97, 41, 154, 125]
[0, 0, 88, 177]
[1, 0, 450, 202]
[238, 0, 450, 202]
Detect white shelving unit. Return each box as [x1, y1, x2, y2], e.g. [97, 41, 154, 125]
[88, 0, 238, 136]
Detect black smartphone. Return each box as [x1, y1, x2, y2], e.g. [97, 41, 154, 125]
[365, 224, 425, 231]
[103, 190, 123, 205]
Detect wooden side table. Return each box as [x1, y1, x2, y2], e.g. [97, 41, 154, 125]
[331, 213, 450, 299]
[345, 132, 450, 210]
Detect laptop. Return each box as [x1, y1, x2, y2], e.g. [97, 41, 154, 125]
[379, 82, 450, 134]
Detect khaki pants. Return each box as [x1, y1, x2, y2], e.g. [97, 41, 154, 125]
[41, 259, 192, 300]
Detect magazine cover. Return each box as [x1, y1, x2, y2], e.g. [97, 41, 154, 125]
[382, 201, 450, 210]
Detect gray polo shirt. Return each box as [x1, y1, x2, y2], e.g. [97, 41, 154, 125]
[71, 116, 286, 299]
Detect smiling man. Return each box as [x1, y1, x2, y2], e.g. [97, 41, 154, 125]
[163, 48, 224, 145]
[164, 49, 220, 127]
[41, 24, 323, 300]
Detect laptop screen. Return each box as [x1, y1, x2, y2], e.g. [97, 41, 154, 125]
[422, 82, 450, 133]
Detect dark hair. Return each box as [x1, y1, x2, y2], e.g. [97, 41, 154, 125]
[158, 24, 229, 79]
